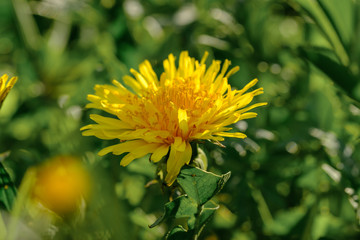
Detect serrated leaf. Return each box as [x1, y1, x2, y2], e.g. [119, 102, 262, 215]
[177, 166, 231, 205]
[166, 225, 192, 240]
[149, 195, 197, 228]
[0, 162, 17, 211]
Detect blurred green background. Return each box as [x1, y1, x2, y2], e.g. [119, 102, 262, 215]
[1, 0, 360, 239]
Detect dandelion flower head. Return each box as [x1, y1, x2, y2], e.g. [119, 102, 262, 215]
[0, 74, 17, 108]
[32, 156, 91, 215]
[81, 51, 266, 185]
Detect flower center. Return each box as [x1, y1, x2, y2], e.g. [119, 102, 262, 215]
[134, 75, 220, 139]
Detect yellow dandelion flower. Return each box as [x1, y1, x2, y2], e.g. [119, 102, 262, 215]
[81, 51, 266, 185]
[32, 156, 91, 215]
[0, 74, 17, 108]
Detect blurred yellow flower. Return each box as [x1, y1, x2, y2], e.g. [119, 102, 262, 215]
[32, 156, 91, 215]
[81, 51, 266, 185]
[0, 74, 17, 108]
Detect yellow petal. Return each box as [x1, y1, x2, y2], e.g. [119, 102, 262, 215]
[200, 51, 209, 65]
[163, 53, 176, 81]
[120, 143, 160, 166]
[123, 75, 142, 94]
[0, 74, 7, 89]
[165, 142, 192, 185]
[119, 153, 138, 166]
[239, 112, 258, 120]
[238, 78, 258, 95]
[173, 137, 186, 151]
[81, 126, 124, 139]
[150, 145, 170, 162]
[98, 140, 147, 156]
[7, 76, 18, 87]
[225, 66, 240, 78]
[0, 75, 17, 107]
[237, 102, 268, 114]
[89, 114, 131, 129]
[178, 109, 189, 136]
[215, 132, 247, 138]
[130, 69, 149, 89]
[139, 60, 158, 90]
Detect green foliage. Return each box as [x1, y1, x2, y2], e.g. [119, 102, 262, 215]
[151, 166, 228, 239]
[296, 0, 360, 102]
[0, 0, 360, 239]
[177, 166, 231, 205]
[0, 154, 16, 211]
[149, 195, 198, 228]
[166, 225, 189, 240]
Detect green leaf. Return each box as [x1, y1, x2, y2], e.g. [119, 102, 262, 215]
[265, 207, 307, 235]
[0, 161, 17, 211]
[300, 48, 359, 101]
[189, 145, 208, 170]
[166, 225, 192, 240]
[309, 91, 334, 130]
[149, 195, 198, 228]
[186, 200, 219, 236]
[296, 0, 350, 65]
[317, 0, 354, 48]
[198, 201, 219, 228]
[177, 166, 231, 205]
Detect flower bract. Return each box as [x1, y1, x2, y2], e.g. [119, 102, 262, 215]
[81, 51, 266, 185]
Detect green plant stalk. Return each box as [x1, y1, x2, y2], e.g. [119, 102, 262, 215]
[6, 169, 36, 240]
[250, 186, 273, 226]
